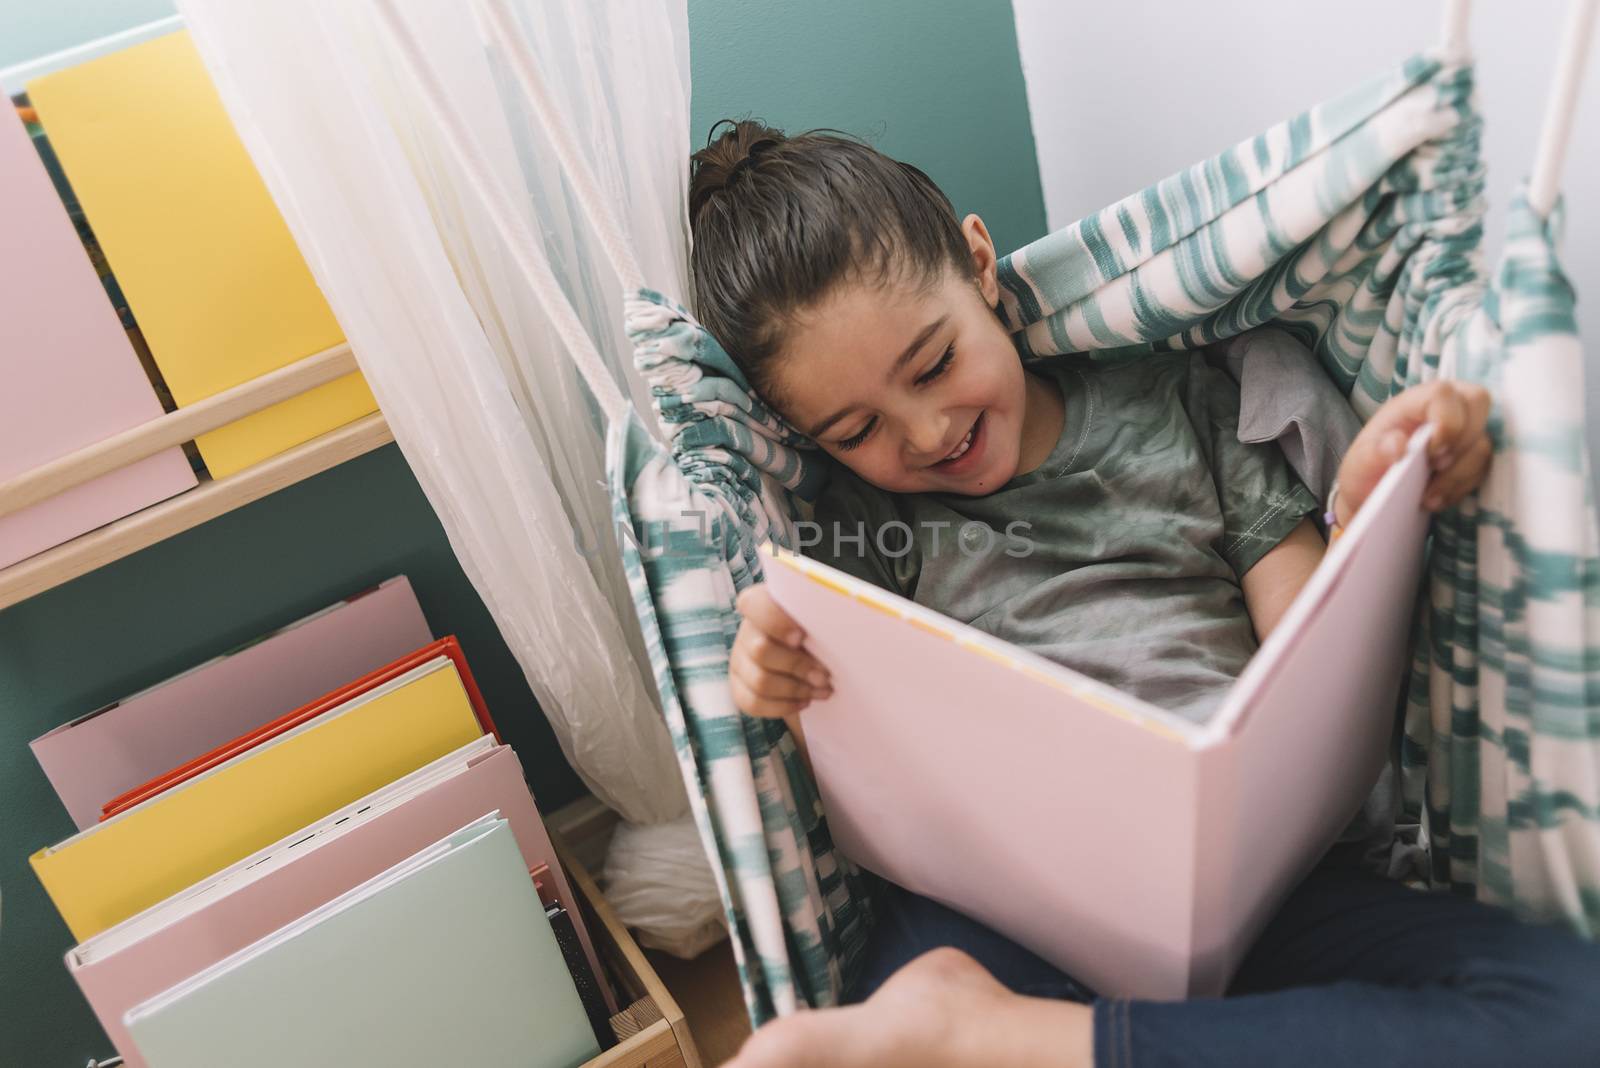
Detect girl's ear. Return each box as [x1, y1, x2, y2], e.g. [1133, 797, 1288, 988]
[961, 214, 1000, 308]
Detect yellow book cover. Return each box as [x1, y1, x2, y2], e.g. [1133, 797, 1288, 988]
[26, 30, 376, 479]
[30, 660, 482, 941]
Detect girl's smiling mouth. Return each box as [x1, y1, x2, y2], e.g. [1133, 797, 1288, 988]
[932, 412, 986, 472]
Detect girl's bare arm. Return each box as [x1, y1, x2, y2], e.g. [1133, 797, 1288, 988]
[1241, 380, 1492, 643]
[1240, 517, 1326, 642]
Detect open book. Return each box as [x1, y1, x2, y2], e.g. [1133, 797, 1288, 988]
[762, 430, 1433, 1000]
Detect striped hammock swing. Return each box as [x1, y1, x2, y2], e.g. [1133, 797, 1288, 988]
[395, 0, 1600, 1026]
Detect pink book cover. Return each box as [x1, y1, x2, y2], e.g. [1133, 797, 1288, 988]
[764, 432, 1434, 1001]
[68, 740, 611, 1068]
[30, 576, 432, 829]
[0, 104, 196, 569]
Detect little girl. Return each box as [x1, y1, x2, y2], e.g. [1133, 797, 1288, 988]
[691, 121, 1600, 1068]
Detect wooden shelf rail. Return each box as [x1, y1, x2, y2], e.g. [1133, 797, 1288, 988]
[0, 344, 357, 518]
[0, 345, 392, 611]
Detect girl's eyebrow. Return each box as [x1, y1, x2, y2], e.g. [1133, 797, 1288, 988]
[807, 315, 949, 438]
[887, 315, 948, 379]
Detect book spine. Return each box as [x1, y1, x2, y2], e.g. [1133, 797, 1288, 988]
[546, 904, 615, 1050]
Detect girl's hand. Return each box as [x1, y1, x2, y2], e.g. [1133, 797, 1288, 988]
[1335, 380, 1492, 525]
[730, 584, 833, 720]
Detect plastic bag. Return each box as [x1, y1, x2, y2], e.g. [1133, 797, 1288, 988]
[603, 815, 727, 959]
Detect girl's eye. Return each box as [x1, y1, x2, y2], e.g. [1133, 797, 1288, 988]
[835, 418, 877, 452]
[915, 344, 956, 386]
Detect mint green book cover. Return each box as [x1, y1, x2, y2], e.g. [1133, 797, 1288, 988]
[125, 816, 601, 1068]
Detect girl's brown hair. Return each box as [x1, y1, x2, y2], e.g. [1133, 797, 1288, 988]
[687, 120, 971, 402]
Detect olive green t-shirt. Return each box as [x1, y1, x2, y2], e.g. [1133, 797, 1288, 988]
[804, 351, 1320, 723]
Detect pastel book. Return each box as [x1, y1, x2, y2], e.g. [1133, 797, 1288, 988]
[0, 102, 195, 570]
[66, 738, 609, 1068]
[30, 653, 486, 940]
[30, 576, 432, 830]
[99, 634, 497, 818]
[24, 30, 376, 479]
[122, 815, 602, 1068]
[762, 433, 1436, 1001]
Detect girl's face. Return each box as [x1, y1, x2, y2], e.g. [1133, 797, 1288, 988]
[765, 215, 1037, 497]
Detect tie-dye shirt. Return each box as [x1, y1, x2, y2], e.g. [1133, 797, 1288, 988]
[805, 351, 1319, 723]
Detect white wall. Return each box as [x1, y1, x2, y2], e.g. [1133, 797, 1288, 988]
[1012, 0, 1600, 485]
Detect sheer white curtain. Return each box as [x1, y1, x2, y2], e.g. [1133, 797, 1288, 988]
[177, 0, 712, 937]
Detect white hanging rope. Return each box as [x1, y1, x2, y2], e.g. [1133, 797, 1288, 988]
[370, 0, 633, 423]
[1440, 0, 1472, 62]
[1529, 0, 1599, 218]
[474, 0, 648, 295]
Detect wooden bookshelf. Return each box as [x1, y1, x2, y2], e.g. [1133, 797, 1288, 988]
[558, 834, 706, 1068]
[0, 345, 392, 611]
[552, 798, 749, 1066]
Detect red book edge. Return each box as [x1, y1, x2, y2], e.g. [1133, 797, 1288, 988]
[98, 635, 501, 821]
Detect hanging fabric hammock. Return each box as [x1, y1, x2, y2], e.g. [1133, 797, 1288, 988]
[381, 0, 1599, 1026]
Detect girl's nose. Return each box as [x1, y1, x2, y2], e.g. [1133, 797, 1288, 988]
[904, 413, 952, 463]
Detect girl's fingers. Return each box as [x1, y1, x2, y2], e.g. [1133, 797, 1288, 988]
[1463, 382, 1491, 425]
[731, 654, 829, 703]
[730, 672, 815, 720]
[729, 609, 833, 721]
[734, 586, 832, 686]
[1381, 427, 1408, 461]
[1423, 436, 1492, 510]
[1338, 425, 1409, 522]
[1424, 385, 1468, 463]
[1424, 382, 1491, 462]
[1332, 381, 1492, 521]
[743, 627, 832, 687]
[736, 584, 807, 649]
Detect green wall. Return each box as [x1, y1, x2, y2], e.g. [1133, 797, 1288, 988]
[689, 0, 1045, 257]
[0, 2, 1043, 1063]
[0, 0, 176, 70]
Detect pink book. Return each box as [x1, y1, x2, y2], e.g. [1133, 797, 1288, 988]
[30, 576, 432, 829]
[0, 104, 196, 569]
[764, 431, 1435, 1000]
[67, 739, 611, 1068]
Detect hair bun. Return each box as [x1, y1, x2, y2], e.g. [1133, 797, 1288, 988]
[689, 119, 789, 225]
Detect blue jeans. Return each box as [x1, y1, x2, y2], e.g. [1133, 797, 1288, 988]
[846, 857, 1600, 1067]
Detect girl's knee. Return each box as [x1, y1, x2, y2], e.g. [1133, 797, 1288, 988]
[1536, 944, 1600, 1063]
[1465, 930, 1600, 1066]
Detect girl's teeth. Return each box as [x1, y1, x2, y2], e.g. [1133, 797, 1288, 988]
[944, 427, 974, 462]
